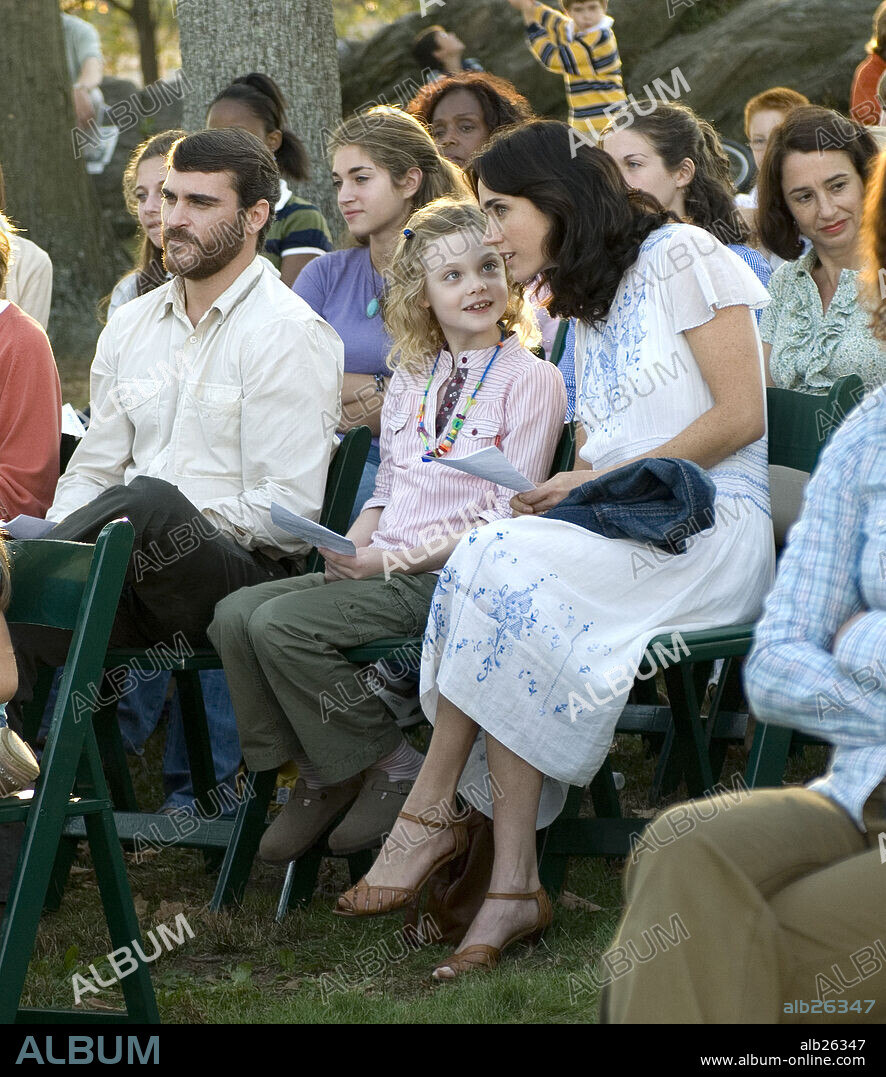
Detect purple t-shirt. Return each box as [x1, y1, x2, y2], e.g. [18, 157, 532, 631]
[292, 247, 390, 377]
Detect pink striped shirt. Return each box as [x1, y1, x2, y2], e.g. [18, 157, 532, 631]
[365, 333, 566, 555]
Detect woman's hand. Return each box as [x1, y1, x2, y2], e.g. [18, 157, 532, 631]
[321, 546, 389, 583]
[510, 470, 596, 516]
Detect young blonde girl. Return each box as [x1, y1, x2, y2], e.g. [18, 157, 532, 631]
[0, 538, 39, 796]
[209, 197, 566, 867]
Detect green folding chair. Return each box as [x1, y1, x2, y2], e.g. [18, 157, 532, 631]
[538, 373, 865, 893]
[54, 427, 371, 897]
[0, 520, 160, 1024]
[547, 320, 570, 367]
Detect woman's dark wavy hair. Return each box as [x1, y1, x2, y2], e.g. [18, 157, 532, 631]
[407, 72, 534, 139]
[470, 120, 671, 325]
[757, 106, 879, 261]
[603, 101, 749, 246]
[208, 72, 309, 183]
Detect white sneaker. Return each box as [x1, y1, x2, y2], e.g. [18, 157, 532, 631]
[371, 663, 425, 729]
[0, 727, 40, 797]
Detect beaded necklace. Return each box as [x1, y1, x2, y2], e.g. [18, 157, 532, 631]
[417, 331, 505, 459]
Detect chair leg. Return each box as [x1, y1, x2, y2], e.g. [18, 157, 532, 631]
[588, 758, 621, 818]
[280, 846, 324, 918]
[346, 850, 374, 884]
[209, 769, 276, 911]
[537, 785, 583, 898]
[84, 808, 160, 1023]
[93, 682, 139, 811]
[175, 670, 218, 817]
[43, 837, 79, 912]
[663, 664, 714, 798]
[744, 720, 794, 788]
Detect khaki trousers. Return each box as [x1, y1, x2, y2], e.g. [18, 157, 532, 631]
[208, 571, 439, 784]
[602, 785, 886, 1024]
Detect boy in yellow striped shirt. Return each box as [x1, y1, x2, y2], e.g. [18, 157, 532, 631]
[509, 0, 626, 137]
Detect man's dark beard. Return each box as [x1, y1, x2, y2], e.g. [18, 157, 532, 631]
[163, 212, 247, 280]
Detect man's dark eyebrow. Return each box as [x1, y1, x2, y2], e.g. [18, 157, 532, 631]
[787, 173, 850, 196]
[481, 196, 503, 211]
[160, 186, 223, 204]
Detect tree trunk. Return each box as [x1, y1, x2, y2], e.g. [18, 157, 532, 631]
[0, 0, 124, 357]
[177, 0, 342, 230]
[131, 0, 160, 87]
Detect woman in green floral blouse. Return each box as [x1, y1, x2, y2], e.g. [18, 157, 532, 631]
[757, 105, 886, 394]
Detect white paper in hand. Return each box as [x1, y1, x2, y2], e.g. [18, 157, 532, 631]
[270, 503, 356, 556]
[2, 516, 55, 539]
[427, 447, 535, 493]
[61, 403, 87, 438]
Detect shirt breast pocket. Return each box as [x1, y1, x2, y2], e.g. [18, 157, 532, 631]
[114, 377, 163, 440]
[456, 416, 501, 451]
[386, 410, 414, 468]
[175, 382, 243, 478]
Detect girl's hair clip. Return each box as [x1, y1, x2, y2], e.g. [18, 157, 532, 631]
[403, 228, 415, 240]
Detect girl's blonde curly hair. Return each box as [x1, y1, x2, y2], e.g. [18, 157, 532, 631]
[383, 198, 539, 374]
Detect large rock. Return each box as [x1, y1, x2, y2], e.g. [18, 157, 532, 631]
[340, 0, 872, 140]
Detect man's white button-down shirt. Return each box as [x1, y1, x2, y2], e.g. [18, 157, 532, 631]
[49, 256, 344, 558]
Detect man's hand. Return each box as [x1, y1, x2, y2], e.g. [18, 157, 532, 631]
[510, 469, 595, 516]
[321, 546, 389, 583]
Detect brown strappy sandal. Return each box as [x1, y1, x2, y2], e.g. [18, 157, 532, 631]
[333, 809, 468, 918]
[431, 887, 553, 980]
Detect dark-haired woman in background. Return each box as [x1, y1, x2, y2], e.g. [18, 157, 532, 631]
[407, 71, 533, 171]
[602, 101, 770, 290]
[207, 73, 332, 287]
[408, 73, 562, 365]
[757, 105, 886, 393]
[559, 100, 775, 421]
[336, 120, 774, 979]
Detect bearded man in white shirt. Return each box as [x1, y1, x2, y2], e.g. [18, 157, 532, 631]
[8, 127, 343, 726]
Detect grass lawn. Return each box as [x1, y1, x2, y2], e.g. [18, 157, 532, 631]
[16, 710, 828, 1024]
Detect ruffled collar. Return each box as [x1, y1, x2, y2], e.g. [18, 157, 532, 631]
[773, 250, 865, 392]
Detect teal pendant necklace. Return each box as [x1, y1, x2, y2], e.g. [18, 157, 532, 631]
[366, 296, 380, 318]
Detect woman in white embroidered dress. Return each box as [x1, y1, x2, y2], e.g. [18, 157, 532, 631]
[336, 120, 775, 979]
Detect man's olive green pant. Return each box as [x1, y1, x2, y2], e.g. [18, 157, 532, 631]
[602, 784, 886, 1024]
[207, 571, 439, 785]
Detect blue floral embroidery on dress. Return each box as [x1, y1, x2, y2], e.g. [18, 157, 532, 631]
[477, 583, 539, 682]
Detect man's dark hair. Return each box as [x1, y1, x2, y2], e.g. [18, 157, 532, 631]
[470, 120, 670, 326]
[412, 25, 445, 69]
[168, 128, 281, 249]
[757, 105, 878, 261]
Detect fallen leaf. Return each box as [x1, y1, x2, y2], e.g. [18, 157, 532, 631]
[558, 891, 602, 913]
[153, 900, 186, 922]
[132, 894, 149, 920]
